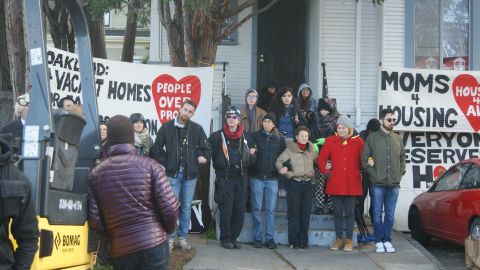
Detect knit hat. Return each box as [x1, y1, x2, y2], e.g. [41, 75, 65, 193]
[107, 115, 134, 145]
[130, 113, 146, 125]
[263, 112, 277, 125]
[225, 106, 241, 119]
[317, 98, 332, 113]
[336, 114, 353, 129]
[245, 88, 258, 99]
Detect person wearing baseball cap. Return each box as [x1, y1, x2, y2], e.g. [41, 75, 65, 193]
[208, 106, 256, 249]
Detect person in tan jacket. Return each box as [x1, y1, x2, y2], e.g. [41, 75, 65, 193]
[275, 126, 315, 249]
[241, 88, 267, 134]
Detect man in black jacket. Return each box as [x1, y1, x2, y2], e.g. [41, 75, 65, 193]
[209, 106, 256, 249]
[1, 93, 30, 155]
[0, 137, 39, 269]
[151, 100, 211, 253]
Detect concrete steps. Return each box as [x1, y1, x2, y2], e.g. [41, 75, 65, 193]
[216, 212, 358, 247]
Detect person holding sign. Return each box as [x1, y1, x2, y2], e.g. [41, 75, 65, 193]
[361, 108, 406, 253]
[150, 100, 211, 253]
[209, 106, 256, 249]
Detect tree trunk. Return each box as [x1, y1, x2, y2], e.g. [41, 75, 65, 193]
[0, 0, 13, 127]
[121, 0, 139, 62]
[83, 2, 107, 59]
[44, 1, 75, 52]
[6, 0, 26, 97]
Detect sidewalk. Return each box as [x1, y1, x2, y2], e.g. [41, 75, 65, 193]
[183, 231, 441, 270]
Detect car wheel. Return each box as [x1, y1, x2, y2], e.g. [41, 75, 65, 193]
[470, 217, 480, 239]
[410, 208, 431, 246]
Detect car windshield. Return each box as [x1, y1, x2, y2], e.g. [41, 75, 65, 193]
[434, 164, 471, 192]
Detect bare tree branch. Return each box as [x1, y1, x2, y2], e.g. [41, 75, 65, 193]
[219, 0, 278, 41]
[225, 0, 255, 18]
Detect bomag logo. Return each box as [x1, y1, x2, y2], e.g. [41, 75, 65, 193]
[54, 232, 81, 250]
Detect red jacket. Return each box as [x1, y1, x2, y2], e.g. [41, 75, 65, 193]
[88, 144, 179, 257]
[318, 135, 363, 196]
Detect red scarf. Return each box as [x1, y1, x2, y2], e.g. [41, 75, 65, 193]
[297, 142, 307, 151]
[223, 124, 243, 140]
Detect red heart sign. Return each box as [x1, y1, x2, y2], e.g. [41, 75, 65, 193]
[151, 74, 201, 124]
[452, 74, 480, 132]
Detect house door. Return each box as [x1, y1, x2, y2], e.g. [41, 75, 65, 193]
[256, 0, 307, 94]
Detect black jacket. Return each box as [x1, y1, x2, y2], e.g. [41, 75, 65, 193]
[252, 130, 286, 179]
[0, 118, 24, 155]
[151, 119, 211, 179]
[208, 129, 255, 178]
[0, 138, 39, 270]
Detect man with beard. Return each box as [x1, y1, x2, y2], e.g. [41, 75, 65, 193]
[151, 99, 211, 253]
[361, 108, 405, 254]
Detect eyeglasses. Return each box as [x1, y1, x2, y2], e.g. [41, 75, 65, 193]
[227, 115, 239, 120]
[17, 97, 29, 106]
[247, 95, 257, 99]
[383, 118, 396, 123]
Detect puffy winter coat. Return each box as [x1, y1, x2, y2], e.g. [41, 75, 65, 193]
[275, 140, 315, 181]
[318, 135, 363, 196]
[88, 143, 179, 258]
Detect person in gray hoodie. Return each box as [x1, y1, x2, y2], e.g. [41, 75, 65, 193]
[297, 83, 318, 122]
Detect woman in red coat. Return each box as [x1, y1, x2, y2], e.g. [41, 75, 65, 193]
[318, 114, 363, 252]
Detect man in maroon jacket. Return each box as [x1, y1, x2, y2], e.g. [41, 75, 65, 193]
[88, 115, 179, 270]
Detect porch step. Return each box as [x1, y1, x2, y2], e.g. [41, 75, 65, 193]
[216, 212, 358, 247]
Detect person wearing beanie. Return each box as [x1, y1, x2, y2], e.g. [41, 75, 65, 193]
[309, 97, 338, 215]
[89, 114, 179, 269]
[209, 106, 256, 249]
[250, 112, 285, 249]
[276, 126, 315, 249]
[240, 88, 266, 134]
[151, 99, 211, 253]
[257, 81, 278, 112]
[129, 113, 153, 156]
[318, 114, 364, 252]
[297, 83, 318, 122]
[358, 118, 381, 222]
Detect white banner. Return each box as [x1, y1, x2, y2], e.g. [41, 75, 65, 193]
[378, 67, 480, 133]
[401, 131, 480, 189]
[47, 47, 214, 137]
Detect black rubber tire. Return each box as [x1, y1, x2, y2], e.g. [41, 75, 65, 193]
[410, 208, 431, 246]
[470, 217, 480, 238]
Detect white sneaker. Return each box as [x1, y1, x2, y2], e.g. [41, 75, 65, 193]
[383, 241, 395, 253]
[168, 238, 174, 253]
[375, 242, 385, 253]
[179, 238, 192, 250]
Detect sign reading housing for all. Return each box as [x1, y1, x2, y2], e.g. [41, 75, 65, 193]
[378, 67, 480, 189]
[47, 47, 214, 137]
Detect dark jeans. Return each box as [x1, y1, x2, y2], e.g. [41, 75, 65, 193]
[216, 176, 247, 243]
[331, 196, 357, 239]
[287, 180, 313, 247]
[111, 241, 168, 270]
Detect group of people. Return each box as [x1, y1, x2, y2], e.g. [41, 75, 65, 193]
[0, 83, 406, 269]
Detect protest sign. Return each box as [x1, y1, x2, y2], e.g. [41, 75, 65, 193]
[47, 47, 214, 137]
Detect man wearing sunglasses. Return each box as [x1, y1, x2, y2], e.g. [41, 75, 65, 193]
[209, 106, 256, 249]
[361, 108, 405, 254]
[0, 93, 30, 155]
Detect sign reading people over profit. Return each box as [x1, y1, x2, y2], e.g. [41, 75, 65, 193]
[378, 67, 480, 133]
[47, 47, 214, 136]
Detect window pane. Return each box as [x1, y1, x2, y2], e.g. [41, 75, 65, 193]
[442, 0, 469, 70]
[435, 164, 470, 191]
[415, 0, 441, 69]
[460, 165, 479, 189]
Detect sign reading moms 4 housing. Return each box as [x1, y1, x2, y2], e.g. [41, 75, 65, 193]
[378, 67, 480, 133]
[47, 47, 214, 136]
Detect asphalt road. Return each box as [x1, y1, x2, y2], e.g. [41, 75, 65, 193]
[403, 233, 466, 270]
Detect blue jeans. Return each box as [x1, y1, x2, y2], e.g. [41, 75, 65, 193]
[250, 178, 278, 242]
[168, 171, 197, 239]
[111, 241, 168, 270]
[371, 184, 399, 243]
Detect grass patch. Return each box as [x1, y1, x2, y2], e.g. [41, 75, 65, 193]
[201, 227, 216, 240]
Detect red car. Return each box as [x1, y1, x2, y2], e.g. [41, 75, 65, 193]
[408, 158, 480, 246]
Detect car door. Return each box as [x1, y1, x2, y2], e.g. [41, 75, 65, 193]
[449, 163, 480, 243]
[419, 164, 466, 239]
[428, 163, 472, 242]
